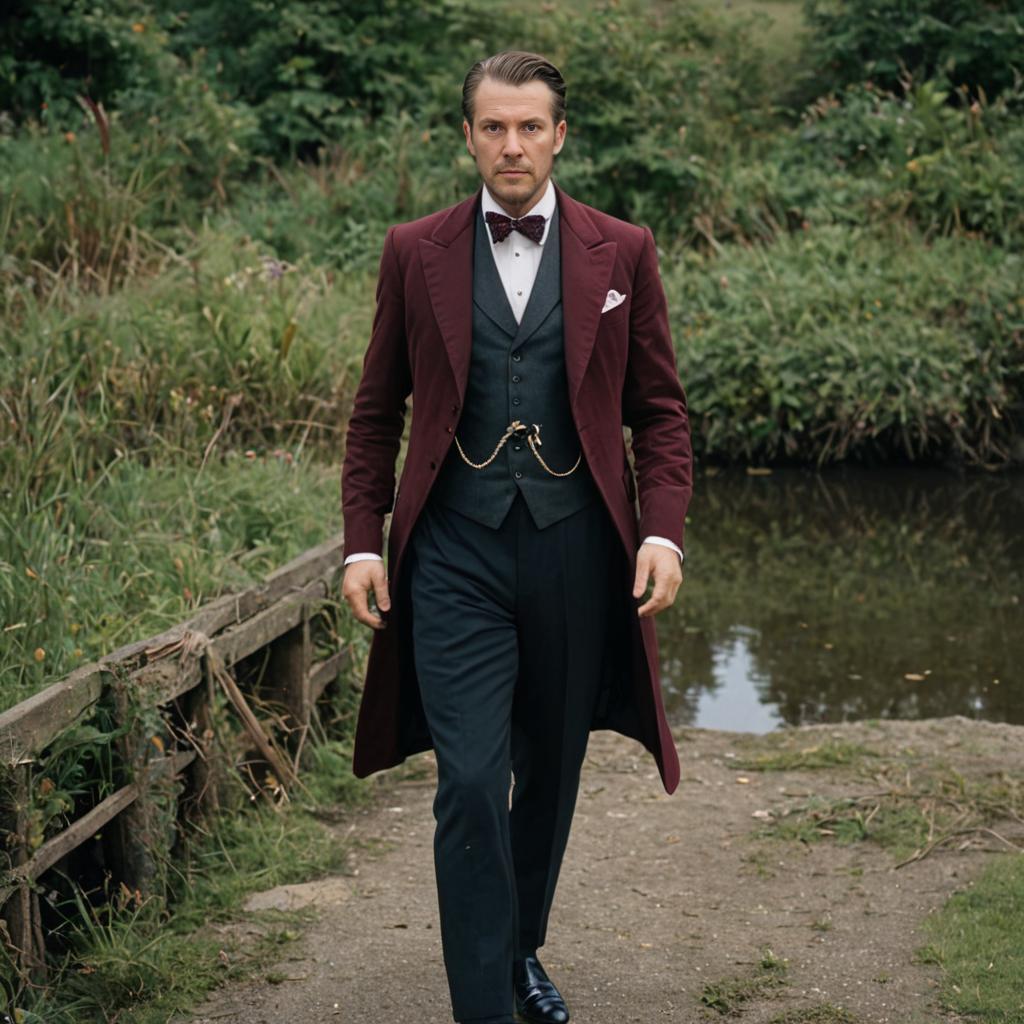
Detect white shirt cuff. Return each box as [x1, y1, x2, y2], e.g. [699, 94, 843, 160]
[641, 535, 684, 563]
[344, 552, 384, 565]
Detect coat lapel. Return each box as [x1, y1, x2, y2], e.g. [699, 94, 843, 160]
[556, 185, 617, 405]
[418, 192, 479, 404]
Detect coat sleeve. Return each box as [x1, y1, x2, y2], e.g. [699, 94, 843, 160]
[341, 227, 413, 560]
[621, 226, 693, 552]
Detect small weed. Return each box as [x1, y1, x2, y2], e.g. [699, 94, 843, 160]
[740, 846, 778, 879]
[700, 947, 788, 1014]
[734, 741, 876, 773]
[768, 1005, 861, 1024]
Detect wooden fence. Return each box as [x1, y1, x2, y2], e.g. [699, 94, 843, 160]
[0, 534, 350, 986]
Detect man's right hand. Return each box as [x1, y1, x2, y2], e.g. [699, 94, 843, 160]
[341, 560, 391, 630]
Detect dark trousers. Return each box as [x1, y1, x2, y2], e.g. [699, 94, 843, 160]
[407, 489, 622, 1022]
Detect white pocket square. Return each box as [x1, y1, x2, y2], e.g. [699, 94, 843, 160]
[602, 289, 626, 314]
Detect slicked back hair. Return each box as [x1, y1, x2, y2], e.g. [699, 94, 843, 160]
[462, 51, 567, 127]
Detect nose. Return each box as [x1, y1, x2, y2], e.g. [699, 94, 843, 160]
[502, 132, 524, 159]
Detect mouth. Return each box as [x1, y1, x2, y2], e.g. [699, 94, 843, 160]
[498, 169, 529, 177]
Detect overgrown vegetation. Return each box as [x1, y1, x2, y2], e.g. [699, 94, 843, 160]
[1, 0, 1021, 1017]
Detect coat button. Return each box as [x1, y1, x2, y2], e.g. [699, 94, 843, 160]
[514, 470, 522, 479]
[513, 444, 522, 451]
[451, 403, 459, 413]
[512, 397, 520, 406]
[512, 351, 522, 361]
[512, 375, 521, 383]
[446, 425, 452, 433]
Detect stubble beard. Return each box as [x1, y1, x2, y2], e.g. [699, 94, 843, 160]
[486, 165, 549, 218]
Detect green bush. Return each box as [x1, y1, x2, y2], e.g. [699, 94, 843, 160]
[166, 0, 519, 158]
[0, 0, 159, 126]
[709, 78, 1024, 249]
[801, 0, 1024, 101]
[668, 225, 1024, 466]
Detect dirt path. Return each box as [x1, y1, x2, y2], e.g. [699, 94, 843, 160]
[182, 718, 1024, 1024]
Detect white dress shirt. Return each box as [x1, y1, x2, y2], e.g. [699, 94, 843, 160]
[344, 179, 683, 567]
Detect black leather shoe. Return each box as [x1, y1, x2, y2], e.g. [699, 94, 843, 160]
[514, 954, 569, 1024]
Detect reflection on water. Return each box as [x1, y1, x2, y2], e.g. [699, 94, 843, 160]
[660, 467, 1024, 732]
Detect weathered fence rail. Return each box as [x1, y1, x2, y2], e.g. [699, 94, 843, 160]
[0, 534, 350, 985]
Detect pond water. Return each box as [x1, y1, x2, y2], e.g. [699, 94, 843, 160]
[659, 467, 1023, 732]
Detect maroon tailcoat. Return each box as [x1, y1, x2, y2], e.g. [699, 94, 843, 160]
[341, 184, 693, 794]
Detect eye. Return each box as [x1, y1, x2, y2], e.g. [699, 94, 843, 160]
[484, 124, 501, 134]
[524, 124, 539, 133]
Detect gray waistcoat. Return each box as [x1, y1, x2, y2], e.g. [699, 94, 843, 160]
[431, 205, 601, 529]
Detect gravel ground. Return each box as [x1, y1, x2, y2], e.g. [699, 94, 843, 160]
[181, 717, 1024, 1024]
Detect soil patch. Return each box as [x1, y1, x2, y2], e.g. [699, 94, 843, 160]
[180, 717, 1024, 1023]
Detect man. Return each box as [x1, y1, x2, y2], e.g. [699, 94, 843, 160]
[341, 51, 692, 1024]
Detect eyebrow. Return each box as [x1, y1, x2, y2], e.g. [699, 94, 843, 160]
[478, 116, 545, 127]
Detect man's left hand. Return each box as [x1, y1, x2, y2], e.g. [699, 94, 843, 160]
[632, 543, 683, 617]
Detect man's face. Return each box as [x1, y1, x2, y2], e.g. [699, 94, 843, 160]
[463, 77, 567, 217]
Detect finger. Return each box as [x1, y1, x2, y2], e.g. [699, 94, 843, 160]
[372, 568, 391, 613]
[638, 580, 670, 617]
[632, 550, 652, 599]
[344, 579, 384, 630]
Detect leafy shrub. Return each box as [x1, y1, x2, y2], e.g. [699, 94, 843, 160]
[717, 78, 1024, 249]
[668, 225, 1024, 466]
[801, 0, 1024, 101]
[167, 0, 521, 158]
[0, 0, 160, 126]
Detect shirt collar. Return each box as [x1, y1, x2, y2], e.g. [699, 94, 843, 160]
[480, 178, 556, 245]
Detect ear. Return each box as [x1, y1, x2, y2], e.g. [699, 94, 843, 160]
[463, 119, 476, 157]
[552, 119, 567, 156]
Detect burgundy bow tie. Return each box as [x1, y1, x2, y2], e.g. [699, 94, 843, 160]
[485, 210, 546, 245]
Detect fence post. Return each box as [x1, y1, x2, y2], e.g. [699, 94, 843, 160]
[176, 663, 222, 824]
[107, 676, 177, 897]
[264, 613, 312, 761]
[1, 764, 47, 986]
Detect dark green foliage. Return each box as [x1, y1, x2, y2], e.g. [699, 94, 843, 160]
[0, 0, 158, 125]
[802, 0, 1024, 100]
[166, 0, 495, 157]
